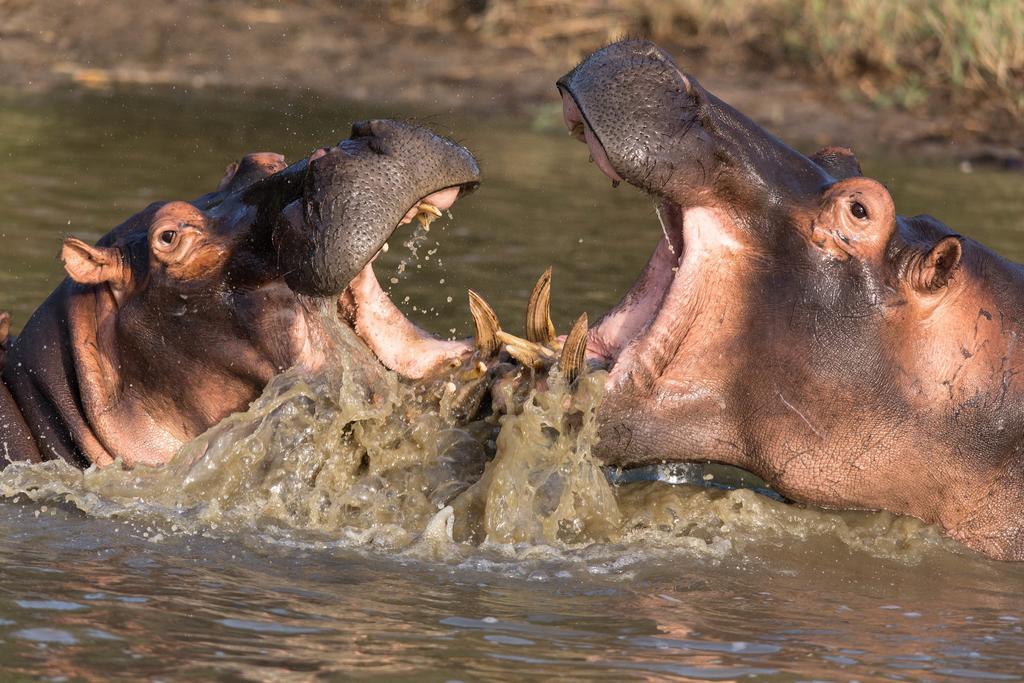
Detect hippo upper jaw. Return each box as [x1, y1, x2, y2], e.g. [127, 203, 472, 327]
[271, 119, 480, 298]
[556, 40, 830, 209]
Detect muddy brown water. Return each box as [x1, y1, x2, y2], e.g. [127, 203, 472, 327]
[0, 88, 1023, 681]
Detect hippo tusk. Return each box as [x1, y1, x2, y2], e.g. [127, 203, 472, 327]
[415, 202, 443, 229]
[560, 313, 589, 385]
[416, 202, 443, 218]
[468, 289, 502, 358]
[526, 267, 557, 345]
[469, 284, 570, 372]
[496, 329, 556, 369]
[468, 288, 554, 368]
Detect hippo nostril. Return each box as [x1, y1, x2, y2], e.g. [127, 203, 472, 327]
[348, 120, 389, 154]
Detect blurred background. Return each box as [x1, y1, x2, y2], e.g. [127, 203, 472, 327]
[1, 0, 1021, 158]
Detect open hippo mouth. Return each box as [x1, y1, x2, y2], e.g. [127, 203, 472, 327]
[553, 40, 831, 401]
[558, 87, 685, 383]
[546, 38, 864, 473]
[239, 119, 485, 377]
[555, 47, 707, 392]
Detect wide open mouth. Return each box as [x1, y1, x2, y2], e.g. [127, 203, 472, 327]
[559, 88, 686, 380]
[340, 181, 482, 380]
[345, 94, 693, 387]
[273, 118, 481, 299]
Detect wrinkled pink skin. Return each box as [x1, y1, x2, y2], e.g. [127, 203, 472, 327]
[544, 39, 1024, 561]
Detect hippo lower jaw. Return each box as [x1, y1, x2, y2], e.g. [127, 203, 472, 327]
[338, 187, 480, 380]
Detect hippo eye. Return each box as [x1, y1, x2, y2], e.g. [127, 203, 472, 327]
[850, 201, 868, 220]
[158, 229, 177, 246]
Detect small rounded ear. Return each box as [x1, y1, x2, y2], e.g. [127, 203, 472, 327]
[216, 161, 240, 191]
[217, 152, 287, 193]
[810, 177, 895, 262]
[912, 236, 962, 292]
[811, 146, 862, 180]
[61, 237, 131, 288]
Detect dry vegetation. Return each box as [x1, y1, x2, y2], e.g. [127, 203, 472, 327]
[0, 0, 1018, 151]
[389, 0, 1024, 128]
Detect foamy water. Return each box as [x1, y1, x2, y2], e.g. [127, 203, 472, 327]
[0, 307, 956, 569]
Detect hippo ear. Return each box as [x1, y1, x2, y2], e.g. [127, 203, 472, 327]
[61, 237, 131, 289]
[911, 236, 962, 293]
[216, 161, 240, 191]
[811, 146, 862, 180]
[217, 152, 287, 193]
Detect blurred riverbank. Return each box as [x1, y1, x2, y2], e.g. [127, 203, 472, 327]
[0, 0, 1020, 167]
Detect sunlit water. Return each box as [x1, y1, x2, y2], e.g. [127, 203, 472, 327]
[0, 88, 1022, 680]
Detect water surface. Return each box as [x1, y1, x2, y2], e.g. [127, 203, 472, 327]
[0, 87, 1023, 681]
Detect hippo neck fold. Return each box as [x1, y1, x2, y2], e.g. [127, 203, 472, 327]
[1, 282, 108, 467]
[1, 278, 303, 468]
[65, 281, 182, 467]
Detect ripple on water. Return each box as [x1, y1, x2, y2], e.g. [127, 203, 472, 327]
[14, 600, 86, 611]
[218, 618, 325, 635]
[13, 627, 78, 645]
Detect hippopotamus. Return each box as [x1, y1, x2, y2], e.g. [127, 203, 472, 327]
[0, 119, 479, 468]
[540, 39, 1024, 560]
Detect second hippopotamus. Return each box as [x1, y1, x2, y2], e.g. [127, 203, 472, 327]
[547, 39, 1024, 561]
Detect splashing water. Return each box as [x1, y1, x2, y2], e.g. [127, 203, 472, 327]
[0, 304, 956, 566]
[0, 303, 613, 549]
[451, 370, 621, 547]
[392, 216, 438, 281]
